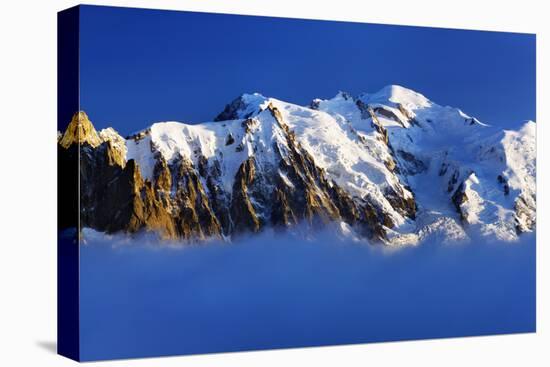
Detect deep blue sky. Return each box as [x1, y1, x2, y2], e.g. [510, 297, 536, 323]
[79, 5, 536, 136]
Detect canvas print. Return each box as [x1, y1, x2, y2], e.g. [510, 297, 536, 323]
[57, 5, 536, 362]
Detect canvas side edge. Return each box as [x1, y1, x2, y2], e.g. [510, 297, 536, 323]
[57, 5, 81, 362]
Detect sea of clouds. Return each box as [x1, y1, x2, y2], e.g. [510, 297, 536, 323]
[78, 225, 536, 361]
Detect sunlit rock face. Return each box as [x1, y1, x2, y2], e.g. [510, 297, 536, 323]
[59, 111, 103, 149]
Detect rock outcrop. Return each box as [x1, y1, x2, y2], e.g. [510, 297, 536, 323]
[59, 111, 102, 149]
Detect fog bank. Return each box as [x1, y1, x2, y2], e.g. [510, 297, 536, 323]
[79, 227, 535, 361]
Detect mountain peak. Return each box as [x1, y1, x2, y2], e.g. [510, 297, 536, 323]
[240, 92, 267, 100]
[59, 111, 102, 149]
[334, 91, 353, 100]
[361, 85, 432, 109]
[214, 93, 269, 122]
[62, 86, 536, 245]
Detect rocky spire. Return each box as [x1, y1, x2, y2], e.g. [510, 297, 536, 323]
[59, 111, 102, 148]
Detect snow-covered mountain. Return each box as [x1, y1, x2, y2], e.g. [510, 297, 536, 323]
[58, 85, 536, 245]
